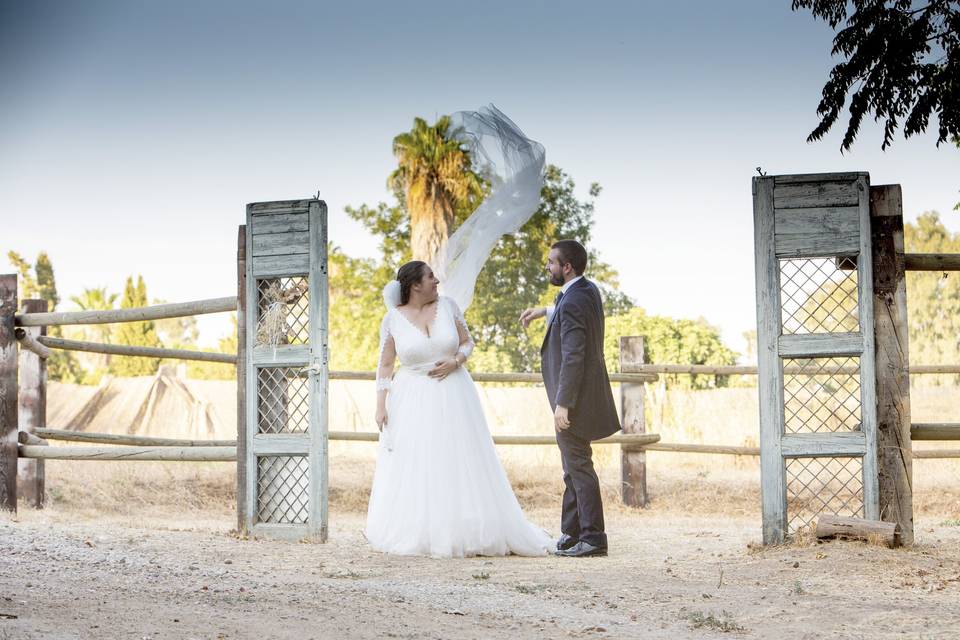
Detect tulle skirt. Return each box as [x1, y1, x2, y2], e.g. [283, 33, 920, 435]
[365, 365, 554, 558]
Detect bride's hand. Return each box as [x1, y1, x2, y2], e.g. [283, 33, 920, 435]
[519, 306, 546, 328]
[376, 407, 388, 431]
[428, 357, 459, 380]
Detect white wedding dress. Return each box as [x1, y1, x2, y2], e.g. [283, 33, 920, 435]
[365, 295, 553, 557]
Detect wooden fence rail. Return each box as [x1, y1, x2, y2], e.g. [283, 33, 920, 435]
[18, 434, 664, 462]
[17, 440, 960, 461]
[911, 424, 960, 441]
[30, 428, 660, 449]
[25, 332, 960, 376]
[14, 296, 236, 327]
[19, 445, 237, 461]
[904, 253, 960, 271]
[36, 336, 235, 364]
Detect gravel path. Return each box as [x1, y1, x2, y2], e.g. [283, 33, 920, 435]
[3, 507, 960, 639]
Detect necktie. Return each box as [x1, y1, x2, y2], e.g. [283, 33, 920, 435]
[554, 290, 564, 306]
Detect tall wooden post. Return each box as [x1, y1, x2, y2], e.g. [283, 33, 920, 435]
[870, 184, 914, 544]
[236, 225, 248, 533]
[0, 274, 18, 513]
[18, 299, 46, 508]
[619, 336, 648, 507]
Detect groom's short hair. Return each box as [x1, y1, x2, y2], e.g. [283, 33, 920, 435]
[551, 240, 588, 275]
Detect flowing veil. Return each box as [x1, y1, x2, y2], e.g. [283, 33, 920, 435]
[433, 105, 546, 312]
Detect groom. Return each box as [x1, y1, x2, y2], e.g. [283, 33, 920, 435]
[520, 240, 620, 558]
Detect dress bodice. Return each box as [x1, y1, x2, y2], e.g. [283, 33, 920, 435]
[388, 298, 461, 368]
[376, 296, 475, 388]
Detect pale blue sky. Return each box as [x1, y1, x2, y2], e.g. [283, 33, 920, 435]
[2, 1, 958, 354]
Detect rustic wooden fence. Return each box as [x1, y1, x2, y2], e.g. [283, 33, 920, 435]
[2, 225, 960, 526]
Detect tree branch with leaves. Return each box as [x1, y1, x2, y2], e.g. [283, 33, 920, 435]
[793, 0, 958, 150]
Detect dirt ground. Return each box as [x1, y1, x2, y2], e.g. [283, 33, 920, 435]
[2, 461, 960, 640]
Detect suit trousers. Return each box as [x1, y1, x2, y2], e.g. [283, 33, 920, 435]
[556, 428, 607, 547]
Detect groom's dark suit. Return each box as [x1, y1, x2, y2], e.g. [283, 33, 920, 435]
[541, 277, 620, 548]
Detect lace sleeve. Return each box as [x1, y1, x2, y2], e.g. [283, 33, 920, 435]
[376, 312, 396, 391]
[448, 297, 475, 359]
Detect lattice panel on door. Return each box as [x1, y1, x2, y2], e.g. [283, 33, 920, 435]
[256, 367, 310, 434]
[257, 456, 310, 524]
[779, 257, 859, 334]
[785, 456, 864, 534]
[783, 357, 862, 434]
[256, 276, 310, 346]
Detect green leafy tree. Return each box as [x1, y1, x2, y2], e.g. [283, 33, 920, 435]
[154, 298, 200, 347]
[344, 163, 633, 372]
[109, 275, 160, 377]
[792, 0, 959, 150]
[327, 246, 390, 371]
[34, 253, 59, 310]
[474, 167, 633, 372]
[69, 286, 118, 377]
[389, 116, 484, 262]
[955, 138, 960, 210]
[184, 313, 238, 380]
[7, 251, 38, 299]
[904, 211, 960, 385]
[603, 308, 738, 390]
[7, 251, 83, 382]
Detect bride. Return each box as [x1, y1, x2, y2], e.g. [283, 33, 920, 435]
[364, 106, 553, 557]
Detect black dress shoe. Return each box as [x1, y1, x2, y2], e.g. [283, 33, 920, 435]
[555, 541, 608, 557]
[556, 534, 578, 551]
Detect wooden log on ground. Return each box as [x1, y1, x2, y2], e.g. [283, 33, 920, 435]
[18, 445, 237, 461]
[0, 274, 17, 513]
[619, 336, 648, 507]
[37, 337, 236, 364]
[14, 327, 50, 358]
[815, 514, 902, 547]
[18, 431, 48, 446]
[34, 427, 235, 447]
[871, 184, 914, 544]
[16, 296, 237, 327]
[904, 253, 960, 272]
[911, 424, 960, 440]
[17, 300, 47, 508]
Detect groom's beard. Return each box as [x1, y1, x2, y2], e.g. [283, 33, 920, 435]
[549, 273, 565, 286]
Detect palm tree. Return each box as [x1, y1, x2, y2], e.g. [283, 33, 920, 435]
[70, 286, 118, 313]
[388, 116, 484, 262]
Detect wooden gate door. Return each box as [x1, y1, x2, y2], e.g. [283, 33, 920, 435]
[241, 199, 329, 540]
[753, 173, 879, 544]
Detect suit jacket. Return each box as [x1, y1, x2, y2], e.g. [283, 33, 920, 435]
[540, 277, 621, 441]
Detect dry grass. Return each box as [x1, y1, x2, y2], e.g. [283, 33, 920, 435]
[39, 450, 958, 526]
[34, 381, 960, 524]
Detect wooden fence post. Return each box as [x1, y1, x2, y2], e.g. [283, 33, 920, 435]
[0, 274, 18, 513]
[619, 336, 648, 507]
[18, 299, 46, 508]
[236, 225, 248, 533]
[870, 184, 914, 544]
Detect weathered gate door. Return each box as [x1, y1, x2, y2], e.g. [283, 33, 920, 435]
[753, 173, 879, 544]
[243, 199, 329, 540]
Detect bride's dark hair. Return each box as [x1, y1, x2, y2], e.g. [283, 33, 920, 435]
[396, 261, 428, 306]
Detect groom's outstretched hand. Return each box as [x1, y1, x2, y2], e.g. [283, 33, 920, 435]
[554, 405, 571, 431]
[519, 306, 547, 328]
